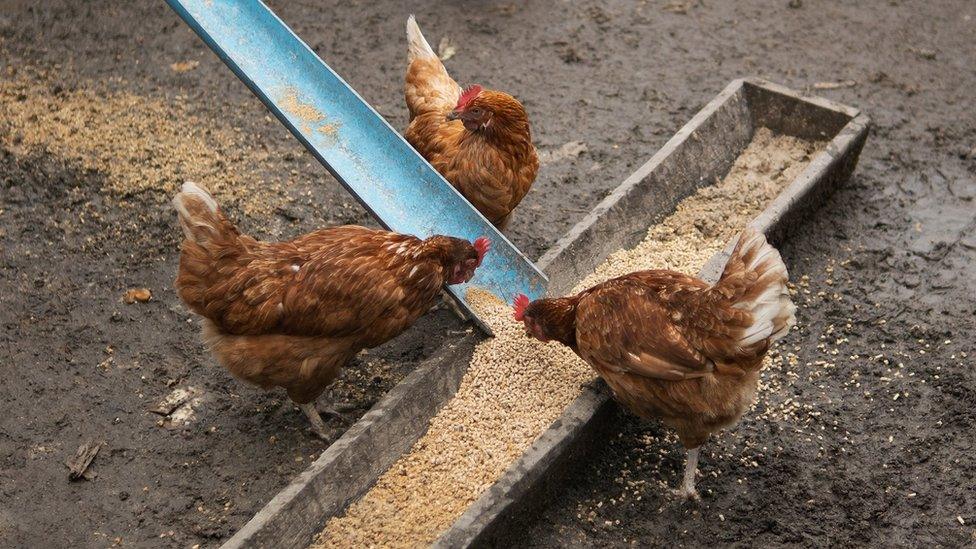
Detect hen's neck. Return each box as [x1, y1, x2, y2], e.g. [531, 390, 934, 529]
[417, 236, 461, 272]
[540, 296, 581, 350]
[479, 117, 533, 156]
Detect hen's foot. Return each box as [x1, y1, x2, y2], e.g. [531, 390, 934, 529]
[317, 406, 352, 424]
[672, 486, 701, 501]
[298, 402, 332, 440]
[308, 426, 331, 440]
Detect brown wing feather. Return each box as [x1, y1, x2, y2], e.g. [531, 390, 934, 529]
[575, 273, 715, 381]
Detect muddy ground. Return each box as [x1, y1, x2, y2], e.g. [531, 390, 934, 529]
[0, 0, 973, 547]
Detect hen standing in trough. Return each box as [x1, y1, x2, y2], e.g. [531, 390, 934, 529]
[403, 16, 539, 231]
[513, 228, 796, 499]
[172, 182, 489, 438]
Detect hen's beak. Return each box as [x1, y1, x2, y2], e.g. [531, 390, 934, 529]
[446, 110, 461, 121]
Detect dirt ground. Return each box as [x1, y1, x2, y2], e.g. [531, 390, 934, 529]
[0, 0, 973, 548]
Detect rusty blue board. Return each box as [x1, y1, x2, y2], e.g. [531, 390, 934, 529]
[165, 0, 547, 331]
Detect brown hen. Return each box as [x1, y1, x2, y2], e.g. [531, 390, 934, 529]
[513, 228, 796, 498]
[172, 182, 489, 438]
[403, 16, 538, 230]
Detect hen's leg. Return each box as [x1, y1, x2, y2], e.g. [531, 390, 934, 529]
[673, 447, 701, 501]
[431, 289, 469, 322]
[298, 402, 330, 440]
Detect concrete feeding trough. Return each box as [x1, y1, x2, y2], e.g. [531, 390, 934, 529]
[436, 77, 869, 547]
[221, 78, 868, 548]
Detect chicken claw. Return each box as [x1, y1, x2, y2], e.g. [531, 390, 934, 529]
[317, 406, 352, 425]
[299, 402, 331, 440]
[672, 486, 701, 501]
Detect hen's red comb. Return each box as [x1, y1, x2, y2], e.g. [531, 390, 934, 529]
[512, 293, 530, 322]
[456, 84, 483, 110]
[473, 236, 491, 264]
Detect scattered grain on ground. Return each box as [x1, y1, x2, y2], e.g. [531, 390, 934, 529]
[314, 128, 824, 548]
[0, 69, 290, 216]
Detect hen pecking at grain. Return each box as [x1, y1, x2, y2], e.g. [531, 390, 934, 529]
[403, 16, 538, 231]
[172, 182, 489, 438]
[513, 228, 796, 499]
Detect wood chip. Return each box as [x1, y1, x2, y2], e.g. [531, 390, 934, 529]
[151, 386, 202, 416]
[663, 1, 689, 14]
[170, 60, 200, 73]
[437, 37, 456, 61]
[813, 80, 857, 90]
[909, 47, 937, 60]
[66, 441, 102, 481]
[538, 141, 588, 165]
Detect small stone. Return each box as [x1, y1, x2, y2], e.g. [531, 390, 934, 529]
[123, 288, 152, 304]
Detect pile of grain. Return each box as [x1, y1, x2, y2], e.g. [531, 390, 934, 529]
[0, 69, 296, 216]
[316, 128, 823, 547]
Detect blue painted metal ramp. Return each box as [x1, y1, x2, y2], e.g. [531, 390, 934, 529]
[165, 0, 547, 331]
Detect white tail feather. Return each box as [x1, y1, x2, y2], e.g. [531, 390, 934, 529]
[406, 15, 437, 62]
[176, 181, 217, 213]
[740, 320, 774, 346]
[728, 229, 797, 347]
[172, 181, 220, 244]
